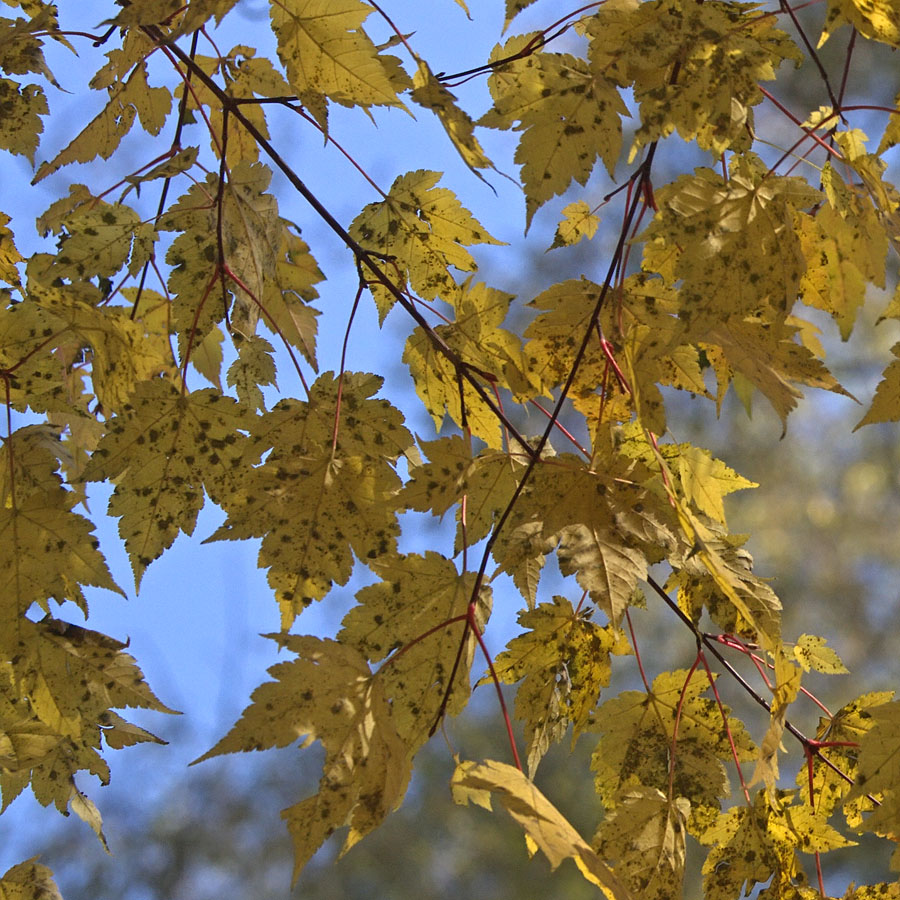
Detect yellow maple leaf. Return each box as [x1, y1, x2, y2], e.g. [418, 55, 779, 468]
[452, 758, 634, 900]
[0, 858, 62, 900]
[82, 380, 256, 587]
[593, 669, 756, 836]
[551, 200, 601, 249]
[594, 787, 690, 900]
[480, 36, 626, 227]
[819, 0, 900, 47]
[269, 0, 407, 131]
[400, 436, 526, 553]
[411, 60, 492, 173]
[586, 0, 801, 157]
[195, 635, 412, 881]
[0, 77, 48, 164]
[34, 62, 170, 183]
[208, 372, 412, 626]
[350, 169, 503, 319]
[793, 634, 849, 675]
[340, 551, 491, 748]
[676, 444, 757, 525]
[490, 595, 629, 775]
[0, 213, 23, 288]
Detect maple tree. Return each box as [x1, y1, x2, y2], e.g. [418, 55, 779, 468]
[2, 0, 900, 897]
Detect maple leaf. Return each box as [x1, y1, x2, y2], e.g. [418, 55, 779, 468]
[586, 0, 801, 157]
[855, 343, 900, 429]
[340, 552, 491, 748]
[160, 161, 305, 359]
[0, 617, 173, 843]
[0, 212, 23, 288]
[37, 193, 156, 283]
[819, 0, 900, 46]
[195, 635, 412, 881]
[207, 372, 413, 627]
[269, 0, 407, 132]
[479, 36, 626, 227]
[411, 60, 492, 174]
[797, 691, 893, 821]
[503, 0, 540, 30]
[350, 169, 502, 319]
[452, 759, 634, 900]
[82, 380, 255, 587]
[0, 74, 48, 163]
[34, 61, 170, 182]
[701, 789, 852, 898]
[493, 451, 676, 623]
[490, 595, 631, 775]
[403, 279, 536, 447]
[592, 669, 756, 835]
[793, 634, 849, 675]
[26, 284, 171, 414]
[845, 699, 900, 843]
[551, 201, 601, 249]
[593, 787, 690, 900]
[0, 858, 62, 900]
[642, 158, 821, 333]
[400, 435, 526, 554]
[665, 510, 783, 648]
[676, 444, 757, 525]
[0, 426, 122, 618]
[702, 315, 850, 433]
[226, 333, 277, 411]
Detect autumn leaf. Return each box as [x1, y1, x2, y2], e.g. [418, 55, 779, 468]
[797, 691, 893, 821]
[586, 0, 801, 157]
[340, 551, 491, 748]
[551, 201, 601, 249]
[0, 858, 62, 900]
[490, 595, 630, 775]
[34, 62, 170, 183]
[82, 380, 255, 587]
[350, 169, 503, 319]
[592, 669, 756, 836]
[701, 789, 853, 898]
[269, 0, 408, 131]
[793, 634, 849, 674]
[594, 787, 690, 900]
[819, 0, 900, 46]
[195, 635, 412, 881]
[480, 36, 626, 227]
[452, 759, 634, 900]
[411, 60, 492, 173]
[207, 372, 413, 627]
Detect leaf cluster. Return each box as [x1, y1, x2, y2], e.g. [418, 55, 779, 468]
[1, 1, 900, 898]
